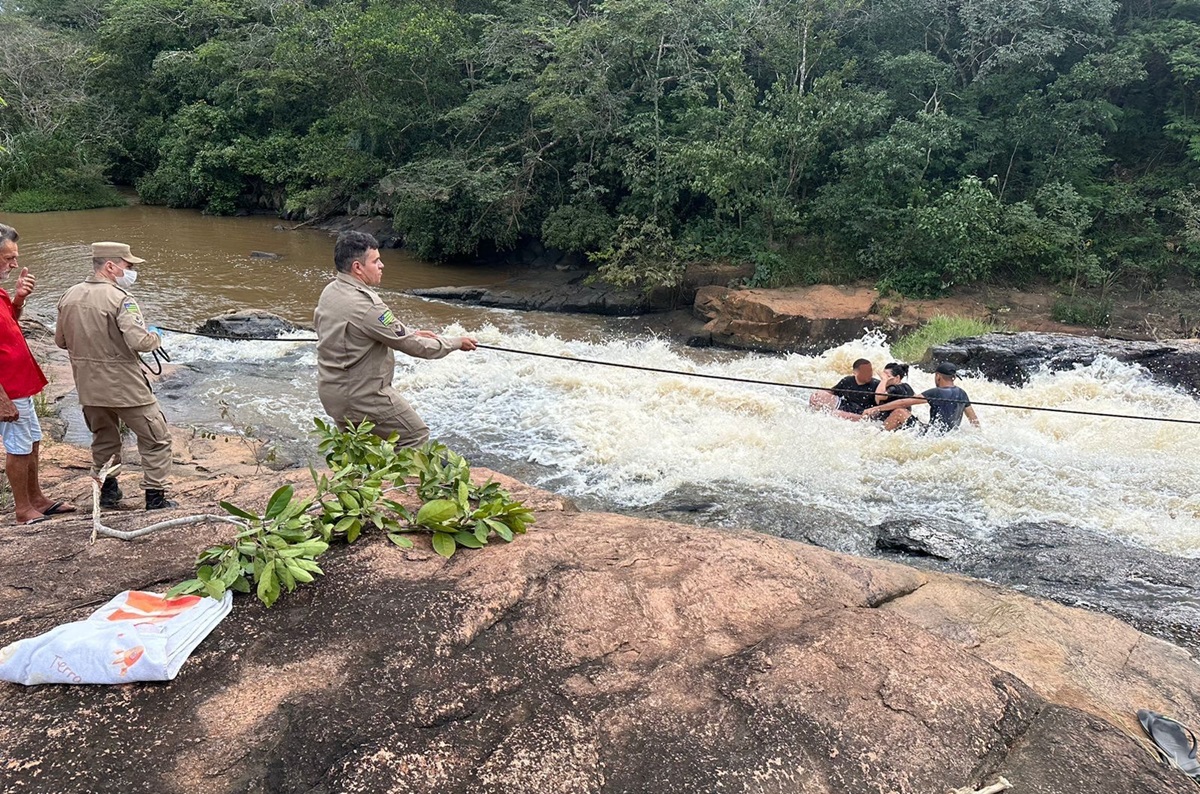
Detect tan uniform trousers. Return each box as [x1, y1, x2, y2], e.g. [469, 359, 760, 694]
[83, 403, 172, 489]
[324, 387, 430, 449]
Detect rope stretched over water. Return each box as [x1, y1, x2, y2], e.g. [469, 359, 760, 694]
[155, 326, 1200, 426]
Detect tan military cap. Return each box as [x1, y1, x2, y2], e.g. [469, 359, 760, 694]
[91, 241, 146, 264]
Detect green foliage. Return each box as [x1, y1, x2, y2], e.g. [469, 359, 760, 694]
[4, 0, 1200, 290]
[169, 419, 537, 609]
[891, 316, 1001, 362]
[593, 216, 699, 291]
[314, 419, 534, 559]
[167, 485, 327, 608]
[389, 443, 535, 559]
[0, 186, 125, 212]
[1051, 295, 1113, 327]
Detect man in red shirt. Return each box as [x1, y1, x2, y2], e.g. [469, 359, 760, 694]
[0, 223, 76, 524]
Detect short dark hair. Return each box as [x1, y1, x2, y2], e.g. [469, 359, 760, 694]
[884, 362, 909, 378]
[333, 231, 379, 273]
[0, 223, 18, 244]
[852, 358, 871, 370]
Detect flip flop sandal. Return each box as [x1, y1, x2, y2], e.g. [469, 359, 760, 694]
[22, 516, 49, 525]
[41, 501, 77, 516]
[1138, 709, 1200, 778]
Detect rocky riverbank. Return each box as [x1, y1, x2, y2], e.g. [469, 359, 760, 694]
[3, 424, 1200, 793]
[3, 318, 1200, 792]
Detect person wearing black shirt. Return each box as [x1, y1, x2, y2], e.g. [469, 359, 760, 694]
[863, 362, 980, 431]
[809, 358, 879, 420]
[871, 361, 917, 431]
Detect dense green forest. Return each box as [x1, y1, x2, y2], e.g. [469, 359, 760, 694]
[2, 0, 1200, 298]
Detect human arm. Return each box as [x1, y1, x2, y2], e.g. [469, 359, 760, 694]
[358, 303, 474, 358]
[0, 385, 18, 422]
[115, 297, 163, 353]
[964, 405, 980, 427]
[863, 395, 925, 416]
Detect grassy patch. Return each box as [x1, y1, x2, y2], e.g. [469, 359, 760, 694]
[0, 186, 126, 213]
[1051, 295, 1112, 327]
[891, 315, 999, 362]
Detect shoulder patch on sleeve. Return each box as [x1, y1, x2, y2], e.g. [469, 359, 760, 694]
[123, 299, 140, 314]
[378, 309, 395, 327]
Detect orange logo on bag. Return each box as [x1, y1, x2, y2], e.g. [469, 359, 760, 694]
[105, 592, 203, 624]
[111, 646, 145, 676]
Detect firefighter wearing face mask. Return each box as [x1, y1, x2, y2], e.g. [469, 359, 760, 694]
[55, 242, 176, 510]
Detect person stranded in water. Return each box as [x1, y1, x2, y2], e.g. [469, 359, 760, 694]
[808, 358, 878, 420]
[863, 362, 981, 431]
[870, 362, 920, 432]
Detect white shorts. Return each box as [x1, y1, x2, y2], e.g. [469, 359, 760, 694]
[0, 397, 42, 455]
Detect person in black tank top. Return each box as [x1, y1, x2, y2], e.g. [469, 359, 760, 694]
[870, 362, 917, 431]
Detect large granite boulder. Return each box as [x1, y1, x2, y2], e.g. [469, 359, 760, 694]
[693, 284, 881, 351]
[1, 465, 1197, 794]
[195, 310, 301, 340]
[929, 331, 1200, 393]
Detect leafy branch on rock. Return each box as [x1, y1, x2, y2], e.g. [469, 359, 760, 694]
[168, 419, 534, 607]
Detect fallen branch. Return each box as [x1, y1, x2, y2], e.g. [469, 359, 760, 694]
[94, 514, 248, 541]
[89, 457, 248, 542]
[952, 778, 1012, 794]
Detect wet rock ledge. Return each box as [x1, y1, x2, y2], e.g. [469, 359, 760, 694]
[1, 441, 1197, 793]
[931, 331, 1200, 393]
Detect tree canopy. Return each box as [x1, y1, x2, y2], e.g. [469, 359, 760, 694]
[2, 0, 1200, 295]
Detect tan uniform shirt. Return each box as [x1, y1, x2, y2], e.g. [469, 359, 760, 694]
[55, 275, 162, 408]
[313, 273, 461, 427]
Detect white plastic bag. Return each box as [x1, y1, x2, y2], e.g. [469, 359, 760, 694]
[0, 590, 232, 685]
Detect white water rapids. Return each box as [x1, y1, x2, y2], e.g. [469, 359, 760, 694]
[147, 303, 1200, 559]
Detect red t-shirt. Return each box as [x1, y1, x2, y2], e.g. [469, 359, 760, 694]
[0, 287, 48, 399]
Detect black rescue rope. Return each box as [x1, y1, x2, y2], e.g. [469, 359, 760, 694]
[154, 326, 1200, 427]
[138, 346, 171, 376]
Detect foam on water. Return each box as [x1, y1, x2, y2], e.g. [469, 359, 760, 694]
[164, 326, 1200, 557]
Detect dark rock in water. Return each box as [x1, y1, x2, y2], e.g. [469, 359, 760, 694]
[249, 250, 281, 259]
[314, 215, 403, 248]
[875, 518, 977, 560]
[929, 331, 1200, 393]
[411, 271, 658, 316]
[196, 310, 300, 339]
[872, 517, 1200, 654]
[411, 263, 754, 316]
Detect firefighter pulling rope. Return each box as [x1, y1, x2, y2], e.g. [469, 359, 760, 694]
[154, 326, 1200, 427]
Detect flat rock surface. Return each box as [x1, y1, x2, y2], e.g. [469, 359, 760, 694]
[1, 436, 1197, 793]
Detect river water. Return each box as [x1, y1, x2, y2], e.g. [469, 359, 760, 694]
[7, 206, 1200, 643]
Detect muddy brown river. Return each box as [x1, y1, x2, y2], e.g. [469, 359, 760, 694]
[3, 204, 517, 326]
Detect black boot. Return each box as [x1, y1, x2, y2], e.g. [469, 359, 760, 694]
[145, 489, 178, 510]
[100, 477, 123, 508]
